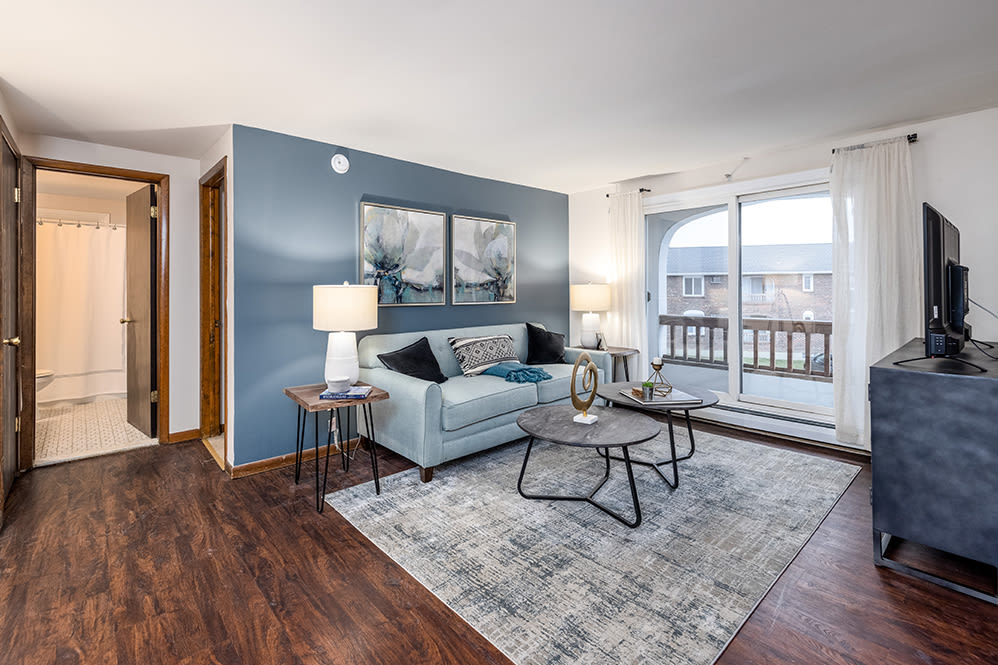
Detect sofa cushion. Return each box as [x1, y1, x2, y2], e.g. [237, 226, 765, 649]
[377, 336, 447, 383]
[525, 322, 566, 365]
[534, 363, 604, 404]
[440, 375, 537, 431]
[448, 334, 518, 376]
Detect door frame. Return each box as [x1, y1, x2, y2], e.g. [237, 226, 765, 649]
[1, 117, 21, 509]
[199, 156, 227, 468]
[20, 156, 171, 467]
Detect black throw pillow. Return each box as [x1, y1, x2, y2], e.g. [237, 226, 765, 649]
[378, 336, 448, 383]
[526, 322, 566, 365]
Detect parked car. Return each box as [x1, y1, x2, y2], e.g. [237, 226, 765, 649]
[812, 352, 832, 372]
[682, 309, 705, 336]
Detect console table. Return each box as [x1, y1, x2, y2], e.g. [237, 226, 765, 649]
[870, 338, 998, 604]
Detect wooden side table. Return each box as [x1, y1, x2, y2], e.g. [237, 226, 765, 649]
[283, 382, 389, 512]
[604, 346, 639, 381]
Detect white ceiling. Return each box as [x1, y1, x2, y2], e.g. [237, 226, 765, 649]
[3, 0, 998, 193]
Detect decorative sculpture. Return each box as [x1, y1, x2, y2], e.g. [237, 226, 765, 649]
[646, 356, 673, 396]
[571, 351, 600, 424]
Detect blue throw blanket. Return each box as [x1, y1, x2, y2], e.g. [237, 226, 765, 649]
[482, 362, 552, 383]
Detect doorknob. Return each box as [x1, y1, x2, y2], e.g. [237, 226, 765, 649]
[120, 318, 133, 324]
[2, 336, 20, 347]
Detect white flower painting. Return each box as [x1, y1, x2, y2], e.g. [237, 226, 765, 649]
[452, 216, 516, 304]
[362, 203, 446, 305]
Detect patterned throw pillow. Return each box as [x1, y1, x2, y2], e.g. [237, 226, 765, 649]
[448, 334, 519, 376]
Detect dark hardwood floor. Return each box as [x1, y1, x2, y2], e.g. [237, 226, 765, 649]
[1, 426, 995, 665]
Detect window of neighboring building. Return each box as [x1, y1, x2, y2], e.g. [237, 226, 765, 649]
[802, 273, 814, 292]
[802, 310, 815, 321]
[683, 275, 704, 297]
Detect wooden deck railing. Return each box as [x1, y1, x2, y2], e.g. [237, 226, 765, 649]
[658, 314, 833, 381]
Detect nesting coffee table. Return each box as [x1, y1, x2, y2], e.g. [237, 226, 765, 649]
[516, 404, 661, 528]
[596, 381, 718, 489]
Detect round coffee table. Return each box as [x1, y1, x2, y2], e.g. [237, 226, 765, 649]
[596, 381, 719, 489]
[516, 404, 660, 528]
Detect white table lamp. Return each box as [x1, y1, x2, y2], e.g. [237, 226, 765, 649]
[313, 283, 378, 390]
[570, 283, 611, 349]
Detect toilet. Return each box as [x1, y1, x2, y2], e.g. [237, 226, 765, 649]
[36, 369, 55, 392]
[36, 369, 55, 420]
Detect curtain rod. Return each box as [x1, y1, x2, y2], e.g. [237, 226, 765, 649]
[37, 217, 118, 229]
[606, 188, 651, 199]
[832, 133, 918, 154]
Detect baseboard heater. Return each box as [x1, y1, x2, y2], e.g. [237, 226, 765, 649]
[708, 403, 836, 429]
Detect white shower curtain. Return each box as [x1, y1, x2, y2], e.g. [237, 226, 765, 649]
[36, 223, 127, 403]
[830, 137, 920, 448]
[606, 190, 649, 371]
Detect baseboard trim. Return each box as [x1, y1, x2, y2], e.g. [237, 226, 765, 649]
[163, 428, 200, 444]
[229, 437, 363, 479]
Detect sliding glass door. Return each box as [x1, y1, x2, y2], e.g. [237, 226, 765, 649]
[738, 188, 833, 409]
[646, 204, 729, 393]
[646, 183, 833, 415]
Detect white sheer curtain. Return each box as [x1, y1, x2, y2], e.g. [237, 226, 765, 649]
[606, 191, 649, 371]
[830, 138, 920, 448]
[37, 223, 127, 403]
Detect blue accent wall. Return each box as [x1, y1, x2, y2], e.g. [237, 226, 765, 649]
[232, 125, 569, 465]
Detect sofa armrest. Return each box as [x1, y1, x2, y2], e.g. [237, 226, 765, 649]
[358, 367, 443, 469]
[564, 347, 613, 382]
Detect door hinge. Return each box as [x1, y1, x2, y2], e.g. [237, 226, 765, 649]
[15, 416, 19, 433]
[150, 390, 159, 403]
[150, 205, 158, 219]
[13, 187, 21, 204]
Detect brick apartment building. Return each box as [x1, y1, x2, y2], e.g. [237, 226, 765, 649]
[664, 243, 832, 322]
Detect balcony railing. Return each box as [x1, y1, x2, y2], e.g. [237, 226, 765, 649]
[658, 314, 832, 381]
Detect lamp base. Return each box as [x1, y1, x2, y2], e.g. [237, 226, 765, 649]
[580, 312, 601, 349]
[325, 331, 359, 388]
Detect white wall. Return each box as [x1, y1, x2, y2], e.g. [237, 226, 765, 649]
[21, 134, 202, 435]
[0, 88, 21, 147]
[570, 107, 998, 341]
[198, 127, 235, 466]
[568, 185, 613, 346]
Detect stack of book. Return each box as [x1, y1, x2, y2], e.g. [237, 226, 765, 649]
[619, 388, 702, 407]
[319, 385, 372, 400]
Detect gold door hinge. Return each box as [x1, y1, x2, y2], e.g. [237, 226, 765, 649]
[13, 187, 20, 204]
[150, 205, 158, 219]
[150, 390, 159, 403]
[15, 416, 19, 433]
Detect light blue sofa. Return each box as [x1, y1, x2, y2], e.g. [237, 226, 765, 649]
[357, 323, 612, 482]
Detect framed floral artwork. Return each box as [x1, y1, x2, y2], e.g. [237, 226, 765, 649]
[361, 202, 446, 305]
[451, 215, 515, 304]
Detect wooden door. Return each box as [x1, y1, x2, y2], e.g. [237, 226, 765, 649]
[1, 134, 19, 508]
[199, 164, 224, 438]
[125, 185, 157, 438]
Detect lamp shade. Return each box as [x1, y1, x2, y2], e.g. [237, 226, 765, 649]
[313, 283, 378, 331]
[570, 283, 611, 312]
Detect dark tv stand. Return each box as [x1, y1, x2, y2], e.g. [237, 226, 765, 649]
[871, 339, 998, 604]
[892, 354, 987, 373]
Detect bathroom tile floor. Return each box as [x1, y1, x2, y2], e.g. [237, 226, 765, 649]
[35, 397, 158, 465]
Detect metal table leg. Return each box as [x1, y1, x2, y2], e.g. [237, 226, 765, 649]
[361, 403, 381, 495]
[294, 405, 305, 483]
[599, 409, 696, 490]
[518, 437, 642, 528]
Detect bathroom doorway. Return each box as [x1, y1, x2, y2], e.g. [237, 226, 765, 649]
[33, 171, 160, 464]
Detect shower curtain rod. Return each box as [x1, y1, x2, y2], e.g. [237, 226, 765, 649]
[36, 216, 118, 229]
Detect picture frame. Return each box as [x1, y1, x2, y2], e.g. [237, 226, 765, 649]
[451, 215, 516, 304]
[361, 202, 446, 306]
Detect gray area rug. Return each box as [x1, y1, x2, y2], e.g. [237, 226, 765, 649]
[326, 427, 859, 665]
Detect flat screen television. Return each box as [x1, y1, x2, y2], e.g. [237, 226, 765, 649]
[922, 202, 969, 357]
